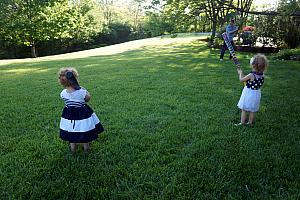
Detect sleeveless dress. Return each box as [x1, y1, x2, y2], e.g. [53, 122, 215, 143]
[237, 71, 264, 112]
[59, 88, 104, 143]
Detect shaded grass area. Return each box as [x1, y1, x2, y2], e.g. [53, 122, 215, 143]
[0, 38, 299, 199]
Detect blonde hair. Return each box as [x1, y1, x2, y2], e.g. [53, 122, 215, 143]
[58, 67, 79, 88]
[250, 54, 268, 73]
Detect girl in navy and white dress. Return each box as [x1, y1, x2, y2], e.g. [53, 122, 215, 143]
[236, 54, 268, 126]
[58, 67, 104, 152]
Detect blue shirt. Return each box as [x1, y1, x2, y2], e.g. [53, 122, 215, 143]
[226, 25, 238, 41]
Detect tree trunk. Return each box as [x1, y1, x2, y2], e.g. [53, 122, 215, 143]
[202, 24, 206, 32]
[30, 43, 37, 58]
[211, 20, 217, 43]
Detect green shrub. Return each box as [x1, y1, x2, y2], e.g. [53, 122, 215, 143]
[213, 37, 223, 48]
[274, 47, 300, 60]
[240, 31, 257, 46]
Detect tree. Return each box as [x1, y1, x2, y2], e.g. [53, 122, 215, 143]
[0, 0, 97, 58]
[277, 0, 300, 48]
[97, 0, 115, 25]
[144, 12, 174, 36]
[0, 0, 69, 57]
[156, 0, 254, 42]
[250, 0, 300, 48]
[0, 0, 20, 57]
[0, 0, 61, 57]
[203, 0, 229, 42]
[67, 0, 98, 43]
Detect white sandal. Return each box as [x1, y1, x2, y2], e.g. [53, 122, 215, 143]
[234, 123, 245, 126]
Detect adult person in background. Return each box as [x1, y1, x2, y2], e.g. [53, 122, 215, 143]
[220, 18, 239, 61]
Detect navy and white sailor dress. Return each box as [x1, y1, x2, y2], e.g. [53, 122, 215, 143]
[59, 88, 104, 143]
[237, 71, 265, 112]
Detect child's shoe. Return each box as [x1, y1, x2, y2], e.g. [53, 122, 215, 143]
[234, 122, 245, 126]
[246, 122, 254, 127]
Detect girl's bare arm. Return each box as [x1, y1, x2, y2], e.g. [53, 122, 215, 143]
[237, 69, 253, 82]
[82, 87, 91, 102]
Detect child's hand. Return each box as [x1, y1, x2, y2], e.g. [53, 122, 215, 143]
[85, 92, 91, 102]
[81, 86, 91, 102]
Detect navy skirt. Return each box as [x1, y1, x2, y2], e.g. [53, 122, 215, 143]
[59, 105, 104, 143]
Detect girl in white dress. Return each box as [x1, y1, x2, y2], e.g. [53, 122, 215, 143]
[236, 54, 268, 126]
[58, 67, 104, 152]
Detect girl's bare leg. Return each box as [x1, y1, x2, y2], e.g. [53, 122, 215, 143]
[83, 143, 90, 153]
[70, 143, 77, 152]
[241, 110, 247, 124]
[249, 112, 255, 126]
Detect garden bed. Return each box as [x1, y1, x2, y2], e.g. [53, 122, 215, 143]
[217, 45, 279, 53]
[236, 45, 279, 53]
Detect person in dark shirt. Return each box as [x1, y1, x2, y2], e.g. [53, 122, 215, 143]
[220, 18, 239, 61]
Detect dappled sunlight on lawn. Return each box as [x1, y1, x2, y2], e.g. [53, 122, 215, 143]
[80, 64, 100, 68]
[222, 88, 236, 95]
[168, 63, 184, 68]
[208, 63, 222, 68]
[0, 68, 50, 76]
[191, 66, 204, 71]
[259, 105, 267, 113]
[148, 68, 159, 73]
[0, 36, 207, 66]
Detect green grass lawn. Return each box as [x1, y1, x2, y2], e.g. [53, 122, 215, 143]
[0, 36, 299, 199]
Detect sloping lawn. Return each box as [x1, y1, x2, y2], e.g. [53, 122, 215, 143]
[0, 36, 299, 199]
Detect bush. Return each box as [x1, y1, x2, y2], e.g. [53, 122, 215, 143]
[129, 29, 147, 40]
[240, 31, 257, 46]
[212, 36, 223, 48]
[109, 23, 132, 43]
[143, 13, 174, 37]
[274, 47, 300, 60]
[96, 23, 132, 45]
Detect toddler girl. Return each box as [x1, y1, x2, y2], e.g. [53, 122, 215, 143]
[58, 67, 104, 152]
[236, 54, 268, 126]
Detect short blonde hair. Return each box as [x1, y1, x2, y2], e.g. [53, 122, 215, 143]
[58, 67, 79, 88]
[250, 54, 268, 73]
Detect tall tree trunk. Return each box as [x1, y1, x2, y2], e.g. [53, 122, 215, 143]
[30, 42, 37, 58]
[211, 20, 217, 43]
